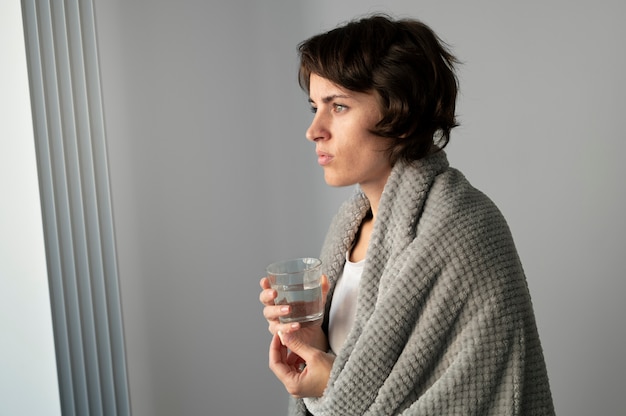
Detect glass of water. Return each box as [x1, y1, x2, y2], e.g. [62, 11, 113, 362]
[266, 257, 323, 327]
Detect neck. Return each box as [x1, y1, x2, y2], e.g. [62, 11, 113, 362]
[360, 181, 386, 223]
[359, 163, 392, 223]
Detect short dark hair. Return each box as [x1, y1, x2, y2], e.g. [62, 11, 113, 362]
[298, 14, 459, 164]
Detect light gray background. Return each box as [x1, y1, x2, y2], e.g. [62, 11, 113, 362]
[91, 1, 625, 415]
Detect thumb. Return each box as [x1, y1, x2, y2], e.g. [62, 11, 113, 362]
[321, 274, 330, 304]
[280, 332, 318, 361]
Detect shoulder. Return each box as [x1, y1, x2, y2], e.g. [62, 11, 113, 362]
[423, 167, 510, 236]
[417, 167, 522, 280]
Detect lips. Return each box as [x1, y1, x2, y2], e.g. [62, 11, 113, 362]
[316, 150, 333, 166]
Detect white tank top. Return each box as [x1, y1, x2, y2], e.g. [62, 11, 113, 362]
[328, 252, 364, 354]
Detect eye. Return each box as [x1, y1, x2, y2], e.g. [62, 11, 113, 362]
[333, 103, 348, 113]
[309, 105, 318, 114]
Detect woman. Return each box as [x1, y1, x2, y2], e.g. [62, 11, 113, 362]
[259, 14, 554, 415]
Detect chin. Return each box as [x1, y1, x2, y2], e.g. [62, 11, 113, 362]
[324, 174, 351, 188]
[323, 174, 339, 187]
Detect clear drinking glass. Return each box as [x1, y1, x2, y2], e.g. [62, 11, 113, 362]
[266, 257, 323, 327]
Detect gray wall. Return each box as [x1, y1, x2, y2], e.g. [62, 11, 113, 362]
[94, 1, 626, 415]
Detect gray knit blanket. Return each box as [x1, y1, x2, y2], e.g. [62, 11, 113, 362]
[289, 152, 554, 415]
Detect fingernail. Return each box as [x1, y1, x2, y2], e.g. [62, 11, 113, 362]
[277, 330, 285, 345]
[280, 306, 290, 313]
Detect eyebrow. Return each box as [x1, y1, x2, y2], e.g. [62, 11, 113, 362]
[308, 94, 352, 105]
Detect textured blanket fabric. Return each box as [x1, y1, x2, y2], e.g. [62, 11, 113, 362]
[290, 152, 554, 415]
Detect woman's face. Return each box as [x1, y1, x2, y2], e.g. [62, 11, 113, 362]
[306, 74, 392, 192]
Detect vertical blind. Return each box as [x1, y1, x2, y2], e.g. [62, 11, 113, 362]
[21, 0, 131, 414]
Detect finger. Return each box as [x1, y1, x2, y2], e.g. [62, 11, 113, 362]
[266, 316, 301, 336]
[263, 304, 290, 321]
[286, 348, 306, 368]
[269, 321, 301, 337]
[260, 276, 271, 290]
[281, 332, 319, 363]
[259, 287, 277, 305]
[270, 333, 309, 391]
[269, 333, 290, 376]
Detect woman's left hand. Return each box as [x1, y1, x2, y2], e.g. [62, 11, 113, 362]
[269, 330, 335, 398]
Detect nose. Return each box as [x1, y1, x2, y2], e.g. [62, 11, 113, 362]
[305, 111, 329, 143]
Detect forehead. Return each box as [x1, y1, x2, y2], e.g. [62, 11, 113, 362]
[308, 73, 379, 105]
[308, 74, 349, 97]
